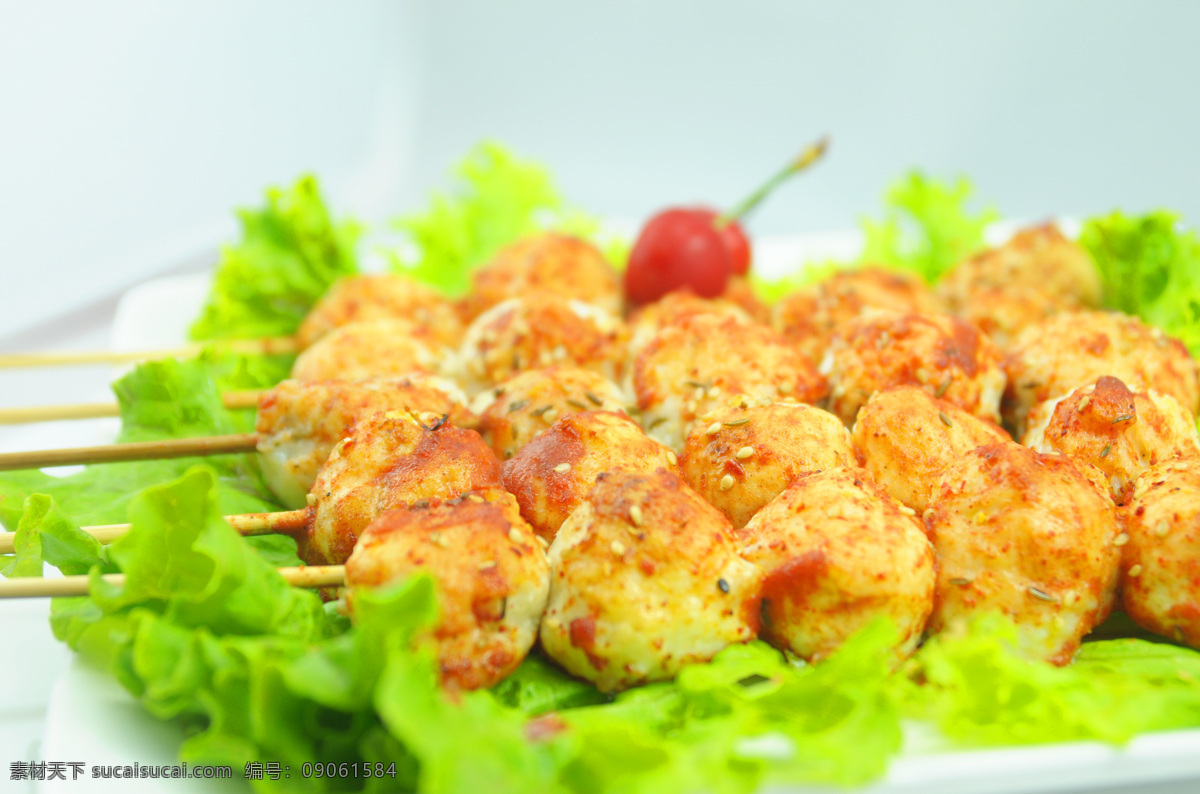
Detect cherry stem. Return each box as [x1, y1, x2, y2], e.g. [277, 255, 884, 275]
[717, 136, 830, 227]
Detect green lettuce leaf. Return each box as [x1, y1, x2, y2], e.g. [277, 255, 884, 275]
[1081, 210, 1200, 356]
[190, 175, 359, 341]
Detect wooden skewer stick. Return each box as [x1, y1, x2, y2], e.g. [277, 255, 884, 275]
[0, 565, 344, 599]
[0, 433, 261, 472]
[0, 390, 262, 425]
[0, 337, 299, 370]
[0, 508, 312, 556]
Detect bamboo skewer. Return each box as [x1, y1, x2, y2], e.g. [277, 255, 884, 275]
[0, 390, 262, 425]
[0, 433, 260, 471]
[0, 508, 312, 556]
[0, 337, 299, 370]
[0, 565, 344, 598]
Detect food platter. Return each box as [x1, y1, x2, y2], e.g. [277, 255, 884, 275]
[30, 230, 1200, 793]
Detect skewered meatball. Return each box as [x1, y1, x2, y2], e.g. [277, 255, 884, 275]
[1123, 458, 1200, 648]
[345, 491, 550, 690]
[502, 410, 678, 542]
[306, 411, 503, 565]
[457, 292, 628, 396]
[627, 291, 752, 358]
[939, 223, 1102, 315]
[1004, 311, 1200, 435]
[632, 314, 827, 451]
[540, 468, 761, 693]
[738, 468, 935, 663]
[460, 233, 622, 320]
[291, 319, 448, 383]
[680, 400, 855, 528]
[852, 386, 1010, 514]
[823, 311, 1005, 427]
[772, 267, 943, 366]
[256, 376, 473, 509]
[295, 274, 464, 349]
[1023, 376, 1200, 501]
[473, 367, 628, 461]
[925, 442, 1121, 665]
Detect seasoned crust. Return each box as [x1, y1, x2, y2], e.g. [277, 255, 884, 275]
[306, 412, 503, 565]
[501, 410, 678, 542]
[680, 400, 855, 528]
[346, 491, 549, 691]
[852, 386, 1010, 513]
[824, 310, 1005, 427]
[296, 274, 464, 350]
[1023, 376, 1200, 502]
[925, 442, 1121, 665]
[539, 468, 761, 692]
[290, 318, 448, 383]
[737, 468, 935, 663]
[1123, 458, 1200, 648]
[627, 291, 753, 359]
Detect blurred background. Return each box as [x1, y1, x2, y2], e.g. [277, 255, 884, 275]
[2, 0, 1199, 342]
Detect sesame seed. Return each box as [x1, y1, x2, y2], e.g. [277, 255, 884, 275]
[305, 493, 318, 507]
[720, 474, 735, 491]
[467, 494, 485, 503]
[938, 411, 954, 428]
[723, 418, 751, 427]
[706, 422, 722, 436]
[898, 505, 917, 517]
[1078, 395, 1092, 411]
[508, 528, 524, 543]
[431, 532, 449, 548]
[693, 386, 706, 400]
[1155, 521, 1171, 538]
[666, 451, 678, 466]
[585, 391, 604, 406]
[536, 536, 549, 548]
[1113, 533, 1130, 546]
[611, 540, 627, 555]
[1128, 564, 1143, 577]
[709, 386, 722, 397]
[554, 462, 571, 473]
[629, 504, 645, 526]
[922, 508, 935, 521]
[1028, 586, 1057, 602]
[916, 367, 930, 383]
[543, 408, 559, 422]
[478, 560, 497, 570]
[717, 578, 730, 594]
[736, 446, 754, 460]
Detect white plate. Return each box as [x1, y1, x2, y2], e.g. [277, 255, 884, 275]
[39, 236, 1200, 793]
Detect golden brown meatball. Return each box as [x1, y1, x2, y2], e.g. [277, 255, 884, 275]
[290, 319, 448, 383]
[305, 411, 503, 565]
[460, 233, 622, 320]
[632, 314, 827, 451]
[939, 223, 1102, 314]
[772, 267, 943, 366]
[1004, 311, 1200, 435]
[502, 410, 678, 542]
[823, 311, 1005, 427]
[295, 274, 464, 349]
[256, 376, 473, 509]
[1023, 376, 1200, 501]
[345, 492, 549, 691]
[457, 292, 628, 396]
[627, 291, 753, 358]
[925, 442, 1121, 665]
[950, 284, 1065, 353]
[1122, 458, 1200, 648]
[738, 468, 935, 663]
[852, 386, 1010, 514]
[680, 400, 855, 528]
[472, 366, 628, 461]
[540, 468, 761, 693]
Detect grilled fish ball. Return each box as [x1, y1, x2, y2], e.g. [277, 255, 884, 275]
[680, 400, 855, 529]
[502, 410, 678, 542]
[257, 376, 473, 509]
[939, 223, 1102, 314]
[925, 442, 1121, 665]
[295, 274, 464, 349]
[306, 411, 503, 565]
[540, 468, 761, 693]
[1023, 376, 1200, 501]
[1004, 311, 1200, 435]
[473, 366, 628, 461]
[628, 291, 753, 358]
[345, 492, 550, 691]
[460, 233, 622, 320]
[824, 311, 1005, 427]
[458, 292, 628, 396]
[852, 386, 1010, 514]
[632, 313, 827, 451]
[738, 468, 935, 662]
[291, 319, 448, 383]
[951, 284, 1065, 353]
[1123, 458, 1200, 648]
[772, 267, 943, 366]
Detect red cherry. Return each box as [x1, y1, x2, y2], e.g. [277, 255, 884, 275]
[692, 208, 751, 276]
[624, 208, 733, 305]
